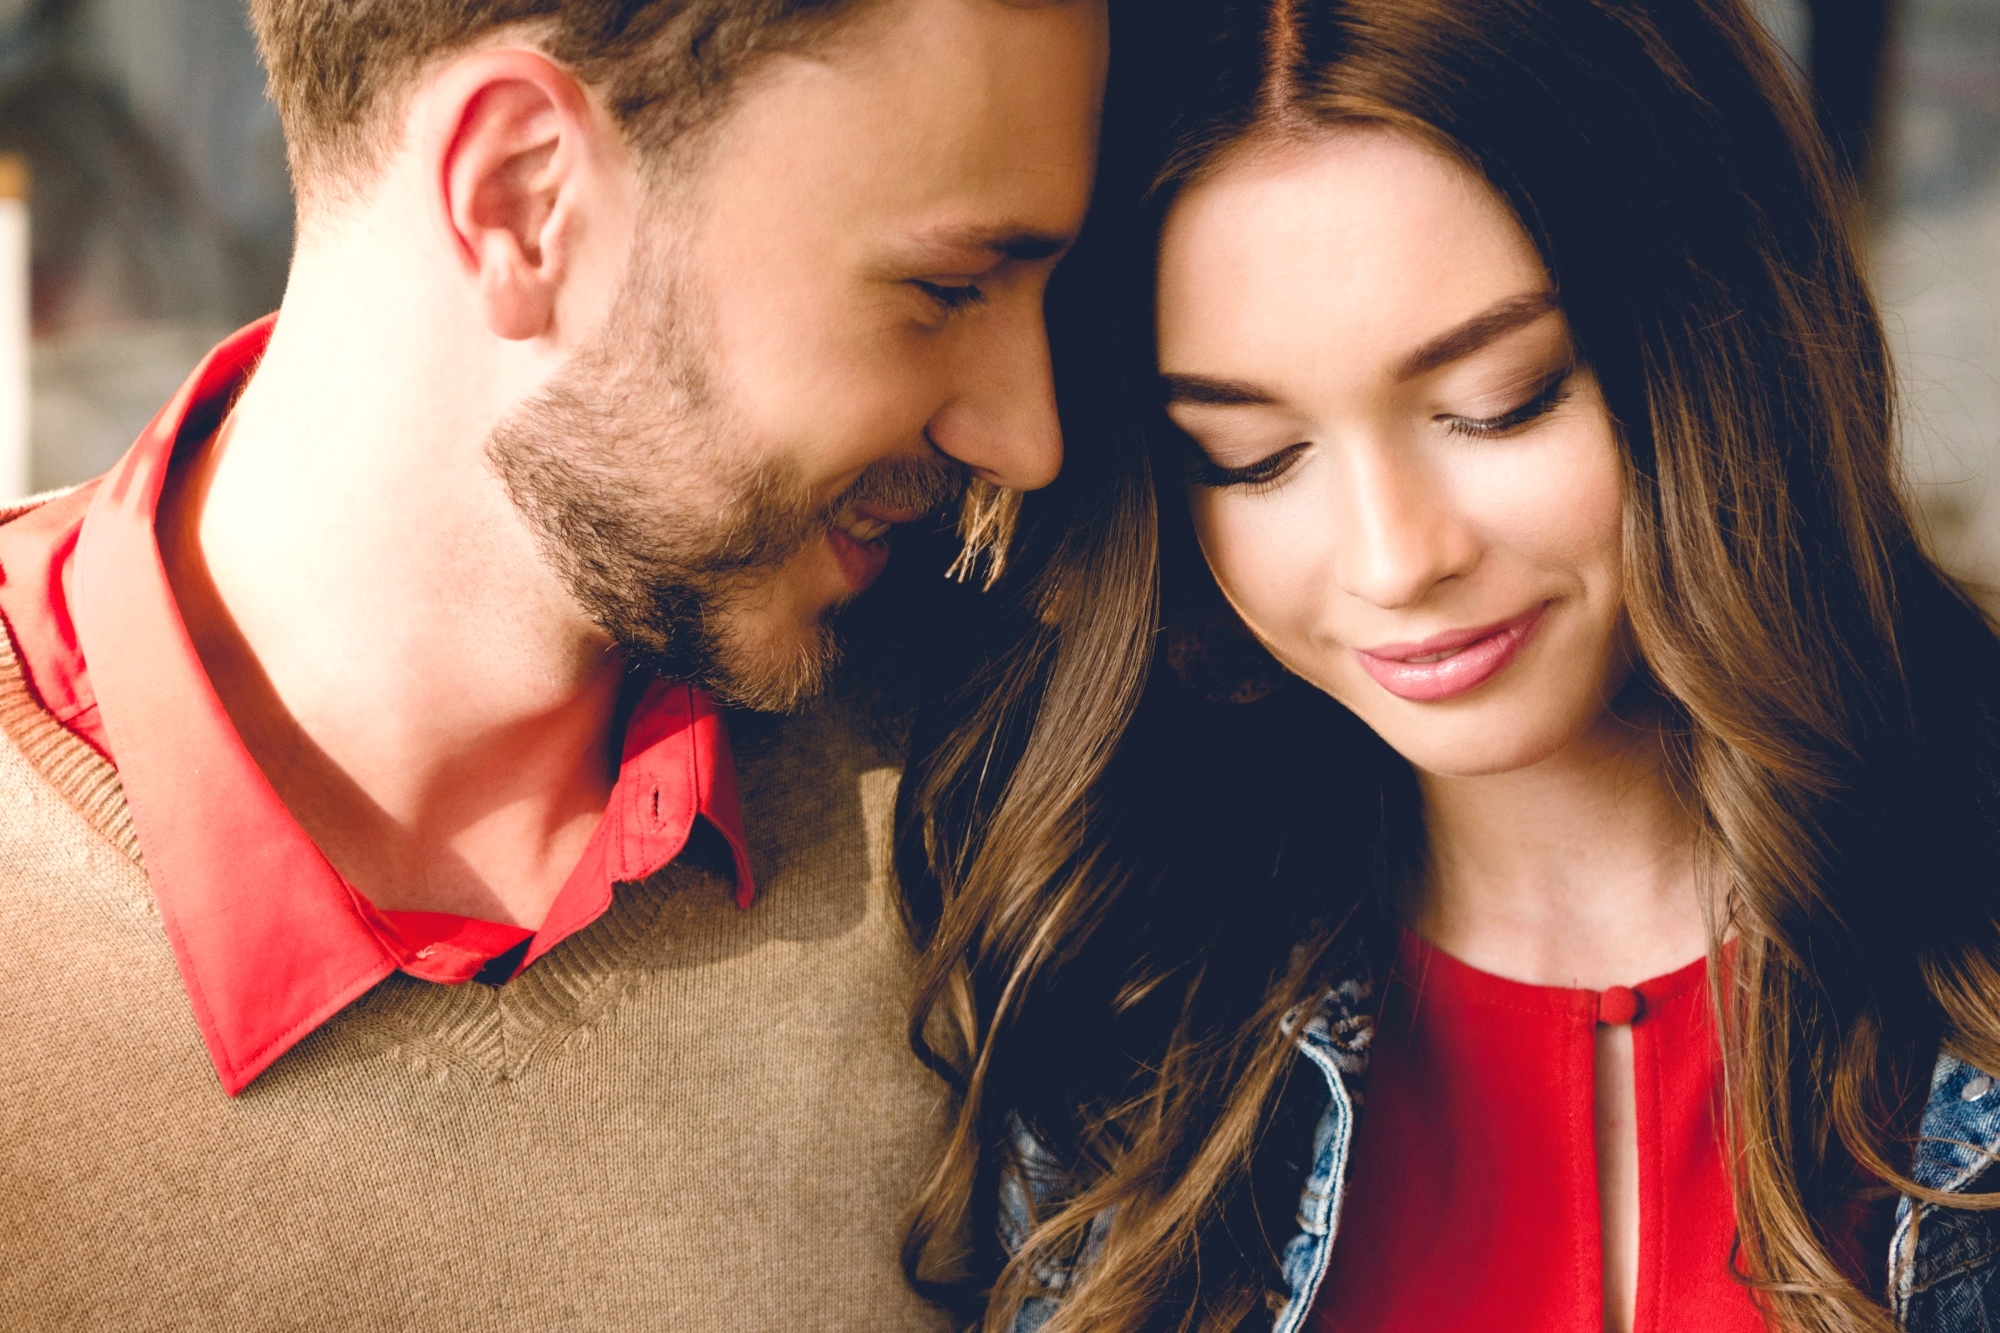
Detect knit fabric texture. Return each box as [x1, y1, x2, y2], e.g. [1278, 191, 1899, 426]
[0, 553, 950, 1330]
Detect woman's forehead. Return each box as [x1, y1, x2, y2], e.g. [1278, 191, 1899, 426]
[1156, 129, 1551, 387]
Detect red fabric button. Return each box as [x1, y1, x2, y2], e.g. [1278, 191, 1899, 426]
[1598, 985, 1643, 1025]
[1312, 932, 1779, 1333]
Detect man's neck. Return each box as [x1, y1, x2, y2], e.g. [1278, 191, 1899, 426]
[155, 274, 625, 929]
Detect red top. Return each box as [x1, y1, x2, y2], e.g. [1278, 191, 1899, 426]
[1312, 931, 1765, 1332]
[0, 318, 755, 1096]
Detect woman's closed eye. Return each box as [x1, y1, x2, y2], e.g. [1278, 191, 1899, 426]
[1182, 364, 1577, 490]
[1188, 440, 1311, 491]
[1440, 366, 1575, 438]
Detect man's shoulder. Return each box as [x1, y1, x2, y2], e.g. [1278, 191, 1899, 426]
[0, 586, 138, 871]
[728, 612, 929, 775]
[0, 687, 149, 954]
[725, 656, 907, 845]
[0, 481, 98, 651]
[0, 480, 97, 553]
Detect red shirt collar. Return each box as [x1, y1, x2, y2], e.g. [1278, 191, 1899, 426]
[0, 317, 753, 1095]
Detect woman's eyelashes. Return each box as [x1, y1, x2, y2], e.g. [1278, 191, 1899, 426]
[1185, 366, 1577, 490]
[912, 279, 987, 317]
[1188, 440, 1310, 491]
[1440, 366, 1575, 438]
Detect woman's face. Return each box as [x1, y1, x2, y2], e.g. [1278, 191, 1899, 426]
[1158, 129, 1629, 778]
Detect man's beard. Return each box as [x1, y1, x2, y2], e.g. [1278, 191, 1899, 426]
[486, 242, 966, 712]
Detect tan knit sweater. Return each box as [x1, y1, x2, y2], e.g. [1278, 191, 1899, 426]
[0, 621, 951, 1330]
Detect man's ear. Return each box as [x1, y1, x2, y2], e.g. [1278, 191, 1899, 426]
[437, 51, 606, 342]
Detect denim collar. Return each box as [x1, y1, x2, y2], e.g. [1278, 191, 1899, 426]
[1280, 972, 2000, 1332]
[1890, 1053, 2000, 1320]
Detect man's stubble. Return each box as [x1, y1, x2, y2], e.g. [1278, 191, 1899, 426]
[487, 225, 964, 712]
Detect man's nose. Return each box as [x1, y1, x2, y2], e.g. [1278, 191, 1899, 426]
[921, 297, 1064, 492]
[1332, 438, 1479, 609]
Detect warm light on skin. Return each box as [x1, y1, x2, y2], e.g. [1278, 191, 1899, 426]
[1158, 128, 1630, 781]
[1156, 127, 1702, 1332]
[683, 0, 1106, 640]
[164, 0, 1108, 930]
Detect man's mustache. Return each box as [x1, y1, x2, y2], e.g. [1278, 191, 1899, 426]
[820, 453, 970, 527]
[689, 452, 971, 579]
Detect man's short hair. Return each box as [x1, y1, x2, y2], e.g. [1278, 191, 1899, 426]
[248, 0, 872, 207]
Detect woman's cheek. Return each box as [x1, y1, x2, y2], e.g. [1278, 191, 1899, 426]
[1189, 490, 1330, 657]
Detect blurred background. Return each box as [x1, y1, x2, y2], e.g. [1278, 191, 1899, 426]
[0, 0, 288, 495]
[0, 0, 1993, 586]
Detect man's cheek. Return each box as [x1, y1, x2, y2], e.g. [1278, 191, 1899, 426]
[738, 348, 926, 468]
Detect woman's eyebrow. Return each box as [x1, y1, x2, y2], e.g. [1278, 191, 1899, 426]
[1394, 291, 1558, 381]
[1161, 373, 1277, 407]
[1164, 291, 1559, 407]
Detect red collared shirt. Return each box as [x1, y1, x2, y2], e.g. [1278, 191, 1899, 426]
[0, 318, 754, 1095]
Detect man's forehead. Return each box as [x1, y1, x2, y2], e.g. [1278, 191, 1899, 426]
[705, 0, 1103, 250]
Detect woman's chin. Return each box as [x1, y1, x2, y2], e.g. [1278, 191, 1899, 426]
[1391, 729, 1573, 780]
[1331, 688, 1590, 779]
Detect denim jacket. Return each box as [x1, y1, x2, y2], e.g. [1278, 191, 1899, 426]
[1005, 970, 2000, 1332]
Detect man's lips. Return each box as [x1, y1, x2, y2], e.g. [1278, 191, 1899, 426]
[844, 502, 926, 536]
[824, 502, 924, 594]
[1352, 604, 1549, 703]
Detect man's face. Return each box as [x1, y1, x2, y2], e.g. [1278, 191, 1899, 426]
[490, 0, 1107, 711]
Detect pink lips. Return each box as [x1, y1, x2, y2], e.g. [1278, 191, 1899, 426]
[1353, 605, 1549, 703]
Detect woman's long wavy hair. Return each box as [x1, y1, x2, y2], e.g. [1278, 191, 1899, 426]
[899, 1, 2000, 1329]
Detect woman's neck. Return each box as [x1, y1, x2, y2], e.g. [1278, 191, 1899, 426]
[1404, 710, 1709, 990]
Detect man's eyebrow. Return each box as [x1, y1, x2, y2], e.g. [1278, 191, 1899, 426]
[912, 224, 1075, 264]
[1161, 374, 1279, 407]
[993, 231, 1072, 262]
[1395, 291, 1559, 380]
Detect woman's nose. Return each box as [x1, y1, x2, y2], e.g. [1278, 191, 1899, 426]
[1331, 439, 1480, 609]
